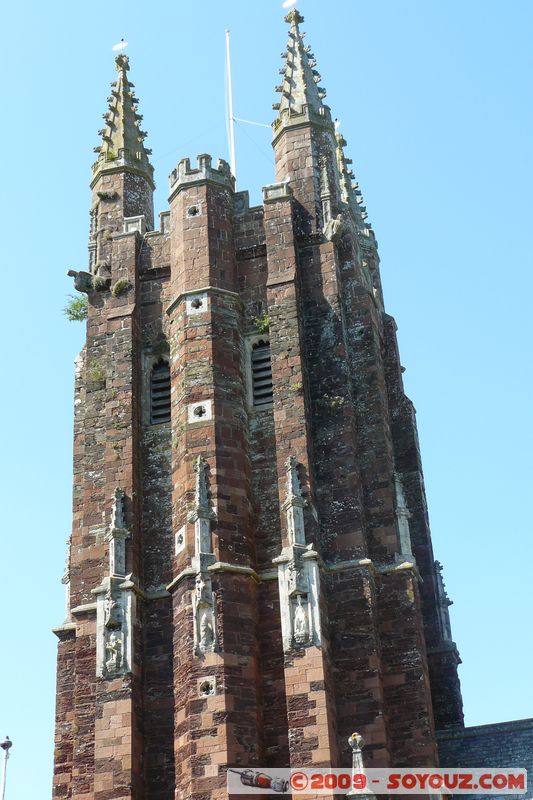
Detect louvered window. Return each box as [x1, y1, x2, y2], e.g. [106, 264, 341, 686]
[150, 360, 171, 424]
[251, 340, 273, 407]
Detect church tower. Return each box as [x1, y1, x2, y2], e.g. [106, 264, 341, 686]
[53, 12, 463, 800]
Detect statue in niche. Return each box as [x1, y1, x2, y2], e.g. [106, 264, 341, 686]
[198, 606, 215, 654]
[293, 595, 309, 646]
[104, 589, 121, 630]
[287, 560, 306, 597]
[194, 573, 216, 655]
[195, 573, 210, 605]
[105, 631, 123, 673]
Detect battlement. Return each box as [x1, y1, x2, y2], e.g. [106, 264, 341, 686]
[169, 154, 235, 199]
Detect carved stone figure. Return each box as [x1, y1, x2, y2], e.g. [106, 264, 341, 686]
[323, 214, 344, 243]
[104, 589, 122, 629]
[195, 573, 210, 605]
[67, 269, 94, 294]
[198, 607, 215, 654]
[105, 631, 123, 673]
[287, 560, 306, 596]
[193, 573, 217, 655]
[293, 595, 309, 645]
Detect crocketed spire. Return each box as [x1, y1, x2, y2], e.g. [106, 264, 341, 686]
[91, 54, 154, 188]
[273, 9, 331, 134]
[335, 127, 374, 241]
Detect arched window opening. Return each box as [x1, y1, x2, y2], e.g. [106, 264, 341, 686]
[150, 360, 171, 424]
[251, 340, 273, 407]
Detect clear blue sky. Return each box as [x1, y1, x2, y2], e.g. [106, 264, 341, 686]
[0, 0, 532, 796]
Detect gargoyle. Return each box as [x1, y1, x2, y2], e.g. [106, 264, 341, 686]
[67, 269, 93, 294]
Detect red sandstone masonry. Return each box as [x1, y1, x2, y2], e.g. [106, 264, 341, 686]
[264, 192, 339, 772]
[54, 21, 466, 799]
[168, 170, 262, 799]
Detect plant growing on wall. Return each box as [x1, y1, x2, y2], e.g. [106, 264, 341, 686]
[254, 312, 270, 334]
[87, 359, 106, 386]
[63, 294, 88, 321]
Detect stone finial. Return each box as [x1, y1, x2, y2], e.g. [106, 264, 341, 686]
[285, 456, 302, 500]
[194, 456, 210, 512]
[111, 487, 126, 530]
[435, 560, 453, 641]
[394, 473, 413, 556]
[282, 456, 306, 546]
[348, 732, 365, 751]
[347, 733, 375, 799]
[284, 8, 304, 25]
[91, 54, 154, 189]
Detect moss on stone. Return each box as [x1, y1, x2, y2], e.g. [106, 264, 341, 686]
[111, 278, 131, 297]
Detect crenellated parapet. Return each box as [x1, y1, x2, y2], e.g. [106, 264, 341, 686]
[168, 153, 235, 200]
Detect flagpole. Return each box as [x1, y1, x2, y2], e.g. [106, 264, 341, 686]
[1, 737, 12, 800]
[225, 29, 237, 186]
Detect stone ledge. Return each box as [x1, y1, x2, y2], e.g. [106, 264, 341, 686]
[52, 622, 76, 638]
[208, 561, 259, 582]
[165, 554, 420, 593]
[71, 602, 97, 616]
[166, 286, 241, 317]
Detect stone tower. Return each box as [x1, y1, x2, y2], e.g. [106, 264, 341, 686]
[53, 12, 465, 800]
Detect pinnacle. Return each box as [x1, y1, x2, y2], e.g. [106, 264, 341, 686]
[274, 9, 329, 122]
[284, 8, 304, 25]
[91, 54, 154, 189]
[335, 127, 372, 233]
